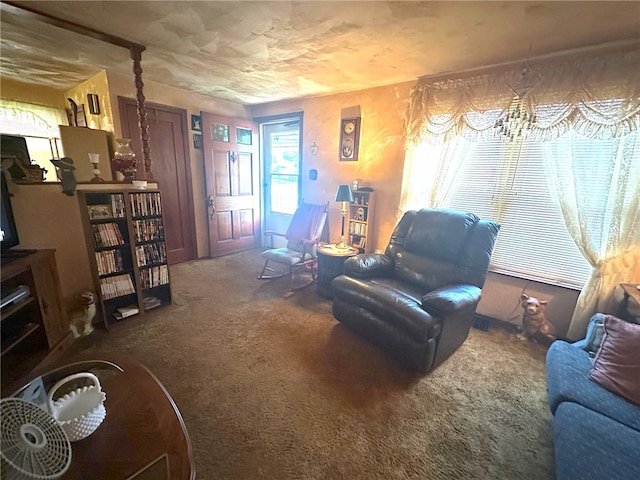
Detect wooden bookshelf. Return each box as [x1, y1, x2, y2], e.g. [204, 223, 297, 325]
[78, 189, 172, 329]
[347, 189, 375, 253]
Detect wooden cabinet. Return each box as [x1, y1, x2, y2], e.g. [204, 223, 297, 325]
[1, 249, 70, 392]
[347, 189, 375, 253]
[78, 189, 172, 329]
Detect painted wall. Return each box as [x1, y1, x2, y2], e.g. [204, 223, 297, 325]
[64, 70, 115, 133]
[0, 78, 66, 109]
[7, 182, 91, 310]
[105, 70, 250, 257]
[251, 82, 414, 253]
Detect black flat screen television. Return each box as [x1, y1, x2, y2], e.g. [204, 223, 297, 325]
[1, 171, 20, 251]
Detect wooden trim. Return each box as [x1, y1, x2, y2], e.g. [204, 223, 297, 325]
[119, 97, 197, 262]
[1, 1, 145, 51]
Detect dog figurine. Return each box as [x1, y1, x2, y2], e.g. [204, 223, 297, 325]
[69, 291, 96, 338]
[517, 294, 556, 345]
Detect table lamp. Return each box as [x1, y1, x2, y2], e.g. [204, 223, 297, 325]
[88, 153, 104, 183]
[335, 184, 354, 249]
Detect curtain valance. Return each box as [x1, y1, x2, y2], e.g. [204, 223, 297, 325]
[405, 45, 640, 147]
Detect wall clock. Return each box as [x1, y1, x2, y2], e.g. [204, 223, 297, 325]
[339, 117, 361, 161]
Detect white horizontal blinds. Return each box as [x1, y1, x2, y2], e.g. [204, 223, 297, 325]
[491, 139, 591, 286]
[444, 138, 501, 221]
[445, 134, 592, 287]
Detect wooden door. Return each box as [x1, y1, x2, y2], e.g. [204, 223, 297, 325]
[120, 98, 196, 264]
[201, 112, 260, 257]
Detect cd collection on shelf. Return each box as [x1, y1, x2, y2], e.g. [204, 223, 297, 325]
[100, 273, 135, 300]
[92, 223, 125, 248]
[135, 243, 167, 267]
[95, 249, 124, 276]
[130, 192, 162, 217]
[133, 219, 164, 243]
[139, 265, 169, 289]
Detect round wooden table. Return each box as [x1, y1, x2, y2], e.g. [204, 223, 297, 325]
[316, 244, 359, 299]
[11, 353, 195, 480]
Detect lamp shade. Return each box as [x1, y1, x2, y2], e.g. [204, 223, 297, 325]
[335, 184, 354, 203]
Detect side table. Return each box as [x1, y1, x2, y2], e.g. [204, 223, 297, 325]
[316, 244, 359, 299]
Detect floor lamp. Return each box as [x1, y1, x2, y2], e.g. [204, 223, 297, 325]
[335, 184, 354, 249]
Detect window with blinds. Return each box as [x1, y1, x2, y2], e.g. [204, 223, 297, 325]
[407, 129, 640, 289]
[444, 136, 592, 288]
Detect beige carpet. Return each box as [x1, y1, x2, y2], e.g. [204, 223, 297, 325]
[69, 249, 554, 479]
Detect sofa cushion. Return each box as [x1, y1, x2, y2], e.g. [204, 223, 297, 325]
[589, 315, 640, 406]
[553, 402, 640, 480]
[583, 312, 606, 356]
[546, 340, 640, 431]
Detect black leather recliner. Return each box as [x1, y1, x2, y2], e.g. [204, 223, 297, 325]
[330, 208, 500, 373]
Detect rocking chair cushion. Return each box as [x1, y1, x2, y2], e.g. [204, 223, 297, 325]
[258, 201, 329, 291]
[261, 247, 313, 266]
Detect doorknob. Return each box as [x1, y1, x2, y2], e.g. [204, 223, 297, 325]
[207, 195, 216, 219]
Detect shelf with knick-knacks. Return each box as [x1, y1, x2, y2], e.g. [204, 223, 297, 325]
[347, 189, 375, 253]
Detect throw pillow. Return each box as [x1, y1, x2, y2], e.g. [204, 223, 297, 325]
[589, 315, 640, 406]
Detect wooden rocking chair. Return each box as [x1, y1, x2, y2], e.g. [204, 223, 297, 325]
[258, 201, 329, 290]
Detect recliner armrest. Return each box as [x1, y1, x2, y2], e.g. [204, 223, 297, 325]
[421, 284, 482, 316]
[343, 253, 394, 278]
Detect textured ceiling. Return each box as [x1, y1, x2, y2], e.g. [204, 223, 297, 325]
[1, 1, 639, 105]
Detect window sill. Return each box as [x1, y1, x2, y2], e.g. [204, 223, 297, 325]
[488, 267, 583, 292]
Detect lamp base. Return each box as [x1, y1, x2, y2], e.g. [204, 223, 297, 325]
[335, 237, 349, 249]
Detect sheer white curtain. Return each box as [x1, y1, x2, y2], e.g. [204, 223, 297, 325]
[399, 138, 475, 214]
[402, 44, 640, 338]
[0, 99, 67, 135]
[544, 131, 640, 338]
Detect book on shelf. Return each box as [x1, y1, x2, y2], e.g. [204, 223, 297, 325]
[113, 304, 139, 320]
[130, 192, 163, 217]
[139, 264, 169, 288]
[111, 193, 125, 218]
[135, 243, 167, 267]
[99, 273, 135, 300]
[92, 223, 125, 248]
[133, 218, 165, 243]
[95, 249, 124, 276]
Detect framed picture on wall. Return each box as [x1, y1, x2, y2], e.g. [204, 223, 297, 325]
[191, 114, 202, 131]
[193, 133, 203, 149]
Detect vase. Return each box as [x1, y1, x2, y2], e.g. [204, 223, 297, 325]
[112, 138, 137, 182]
[122, 168, 137, 183]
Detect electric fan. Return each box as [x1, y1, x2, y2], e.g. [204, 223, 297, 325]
[1, 397, 72, 479]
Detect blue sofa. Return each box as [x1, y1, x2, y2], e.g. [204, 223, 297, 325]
[546, 315, 640, 480]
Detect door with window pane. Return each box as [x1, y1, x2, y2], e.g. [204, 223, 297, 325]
[202, 112, 260, 257]
[261, 119, 301, 247]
